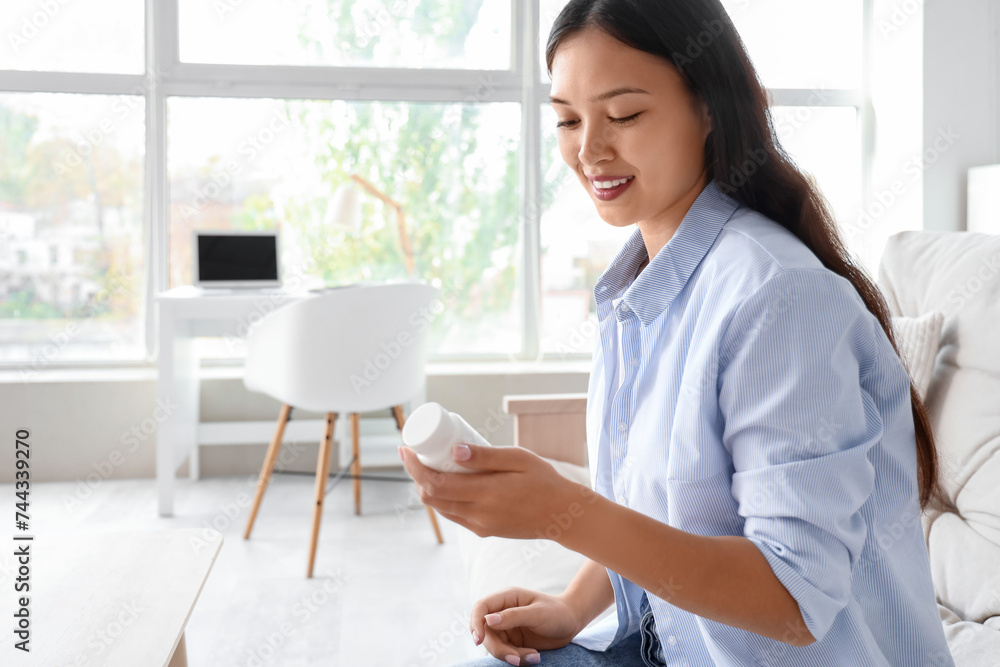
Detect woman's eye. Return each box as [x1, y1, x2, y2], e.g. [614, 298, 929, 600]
[555, 113, 642, 129]
[611, 112, 641, 125]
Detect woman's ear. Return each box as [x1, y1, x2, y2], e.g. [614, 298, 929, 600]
[701, 101, 713, 139]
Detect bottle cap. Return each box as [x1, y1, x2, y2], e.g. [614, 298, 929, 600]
[401, 402, 450, 452]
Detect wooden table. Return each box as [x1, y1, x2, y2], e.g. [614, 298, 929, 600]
[7, 529, 222, 667]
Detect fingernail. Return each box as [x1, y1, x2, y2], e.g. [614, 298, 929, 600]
[472, 630, 480, 645]
[525, 654, 541, 665]
[504, 655, 520, 666]
[485, 613, 502, 626]
[453, 444, 472, 461]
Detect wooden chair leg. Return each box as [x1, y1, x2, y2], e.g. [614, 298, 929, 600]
[244, 404, 292, 540]
[391, 405, 444, 545]
[351, 413, 361, 516]
[307, 412, 337, 578]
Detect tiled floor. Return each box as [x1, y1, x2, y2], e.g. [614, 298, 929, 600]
[1, 473, 488, 666]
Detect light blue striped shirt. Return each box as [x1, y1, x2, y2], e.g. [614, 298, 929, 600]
[573, 180, 953, 666]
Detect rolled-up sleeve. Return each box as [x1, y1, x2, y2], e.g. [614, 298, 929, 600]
[717, 269, 883, 643]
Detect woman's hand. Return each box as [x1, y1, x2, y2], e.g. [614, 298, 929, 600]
[470, 587, 584, 665]
[399, 443, 587, 540]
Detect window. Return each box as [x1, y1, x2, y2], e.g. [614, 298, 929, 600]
[0, 0, 144, 74]
[0, 1, 876, 366]
[178, 0, 512, 70]
[0, 93, 145, 365]
[168, 97, 522, 355]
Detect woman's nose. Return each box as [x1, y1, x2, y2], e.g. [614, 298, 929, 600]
[578, 122, 615, 164]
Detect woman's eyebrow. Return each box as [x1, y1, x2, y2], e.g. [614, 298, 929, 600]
[548, 87, 651, 105]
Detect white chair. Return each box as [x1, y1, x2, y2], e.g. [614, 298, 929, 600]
[241, 281, 444, 577]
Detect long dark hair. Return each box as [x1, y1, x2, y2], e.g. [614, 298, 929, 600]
[546, 0, 945, 509]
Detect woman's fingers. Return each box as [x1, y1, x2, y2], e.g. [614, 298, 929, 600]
[469, 589, 548, 665]
[481, 628, 541, 666]
[469, 589, 534, 648]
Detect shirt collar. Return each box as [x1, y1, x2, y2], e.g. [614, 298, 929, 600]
[594, 179, 740, 326]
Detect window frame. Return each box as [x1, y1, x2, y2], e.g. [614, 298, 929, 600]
[0, 0, 874, 367]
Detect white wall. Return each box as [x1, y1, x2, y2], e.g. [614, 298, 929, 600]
[0, 367, 589, 485]
[923, 0, 1000, 231]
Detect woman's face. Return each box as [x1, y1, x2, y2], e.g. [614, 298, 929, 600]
[549, 28, 712, 231]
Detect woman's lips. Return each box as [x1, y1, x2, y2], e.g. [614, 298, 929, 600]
[591, 176, 634, 201]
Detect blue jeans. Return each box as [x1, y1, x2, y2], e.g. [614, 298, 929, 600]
[453, 595, 666, 666]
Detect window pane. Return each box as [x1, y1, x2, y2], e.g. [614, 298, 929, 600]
[168, 98, 521, 357]
[179, 0, 511, 70]
[722, 0, 863, 89]
[541, 0, 862, 89]
[539, 105, 631, 356]
[0, 93, 146, 365]
[772, 106, 861, 239]
[0, 0, 143, 74]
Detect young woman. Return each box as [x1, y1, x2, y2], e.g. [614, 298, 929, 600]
[400, 1, 954, 665]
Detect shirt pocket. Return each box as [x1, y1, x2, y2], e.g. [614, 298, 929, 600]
[664, 468, 744, 537]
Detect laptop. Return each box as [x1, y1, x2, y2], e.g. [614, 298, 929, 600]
[193, 230, 282, 289]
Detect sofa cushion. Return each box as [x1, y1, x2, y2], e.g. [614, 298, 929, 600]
[878, 231, 1000, 663]
[892, 311, 945, 400]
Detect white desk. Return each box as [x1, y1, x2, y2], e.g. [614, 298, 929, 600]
[15, 530, 222, 667]
[156, 286, 314, 516]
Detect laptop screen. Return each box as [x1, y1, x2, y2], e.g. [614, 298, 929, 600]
[196, 233, 279, 284]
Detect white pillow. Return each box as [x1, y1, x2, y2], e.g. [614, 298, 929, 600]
[891, 311, 944, 401]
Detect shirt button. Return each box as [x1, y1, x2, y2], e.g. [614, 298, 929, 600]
[620, 303, 630, 313]
[631, 358, 639, 367]
[599, 285, 608, 292]
[667, 636, 677, 646]
[618, 422, 627, 431]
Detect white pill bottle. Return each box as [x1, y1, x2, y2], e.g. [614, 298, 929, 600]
[401, 402, 493, 473]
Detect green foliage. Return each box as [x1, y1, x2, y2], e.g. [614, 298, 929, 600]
[0, 104, 38, 205]
[283, 1, 522, 351]
[0, 290, 63, 319]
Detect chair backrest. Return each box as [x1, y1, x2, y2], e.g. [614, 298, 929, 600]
[244, 282, 440, 413]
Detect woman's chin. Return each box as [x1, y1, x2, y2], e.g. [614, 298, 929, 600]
[596, 211, 638, 228]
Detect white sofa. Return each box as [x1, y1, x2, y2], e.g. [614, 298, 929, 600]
[457, 230, 1000, 665]
[878, 230, 1000, 666]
